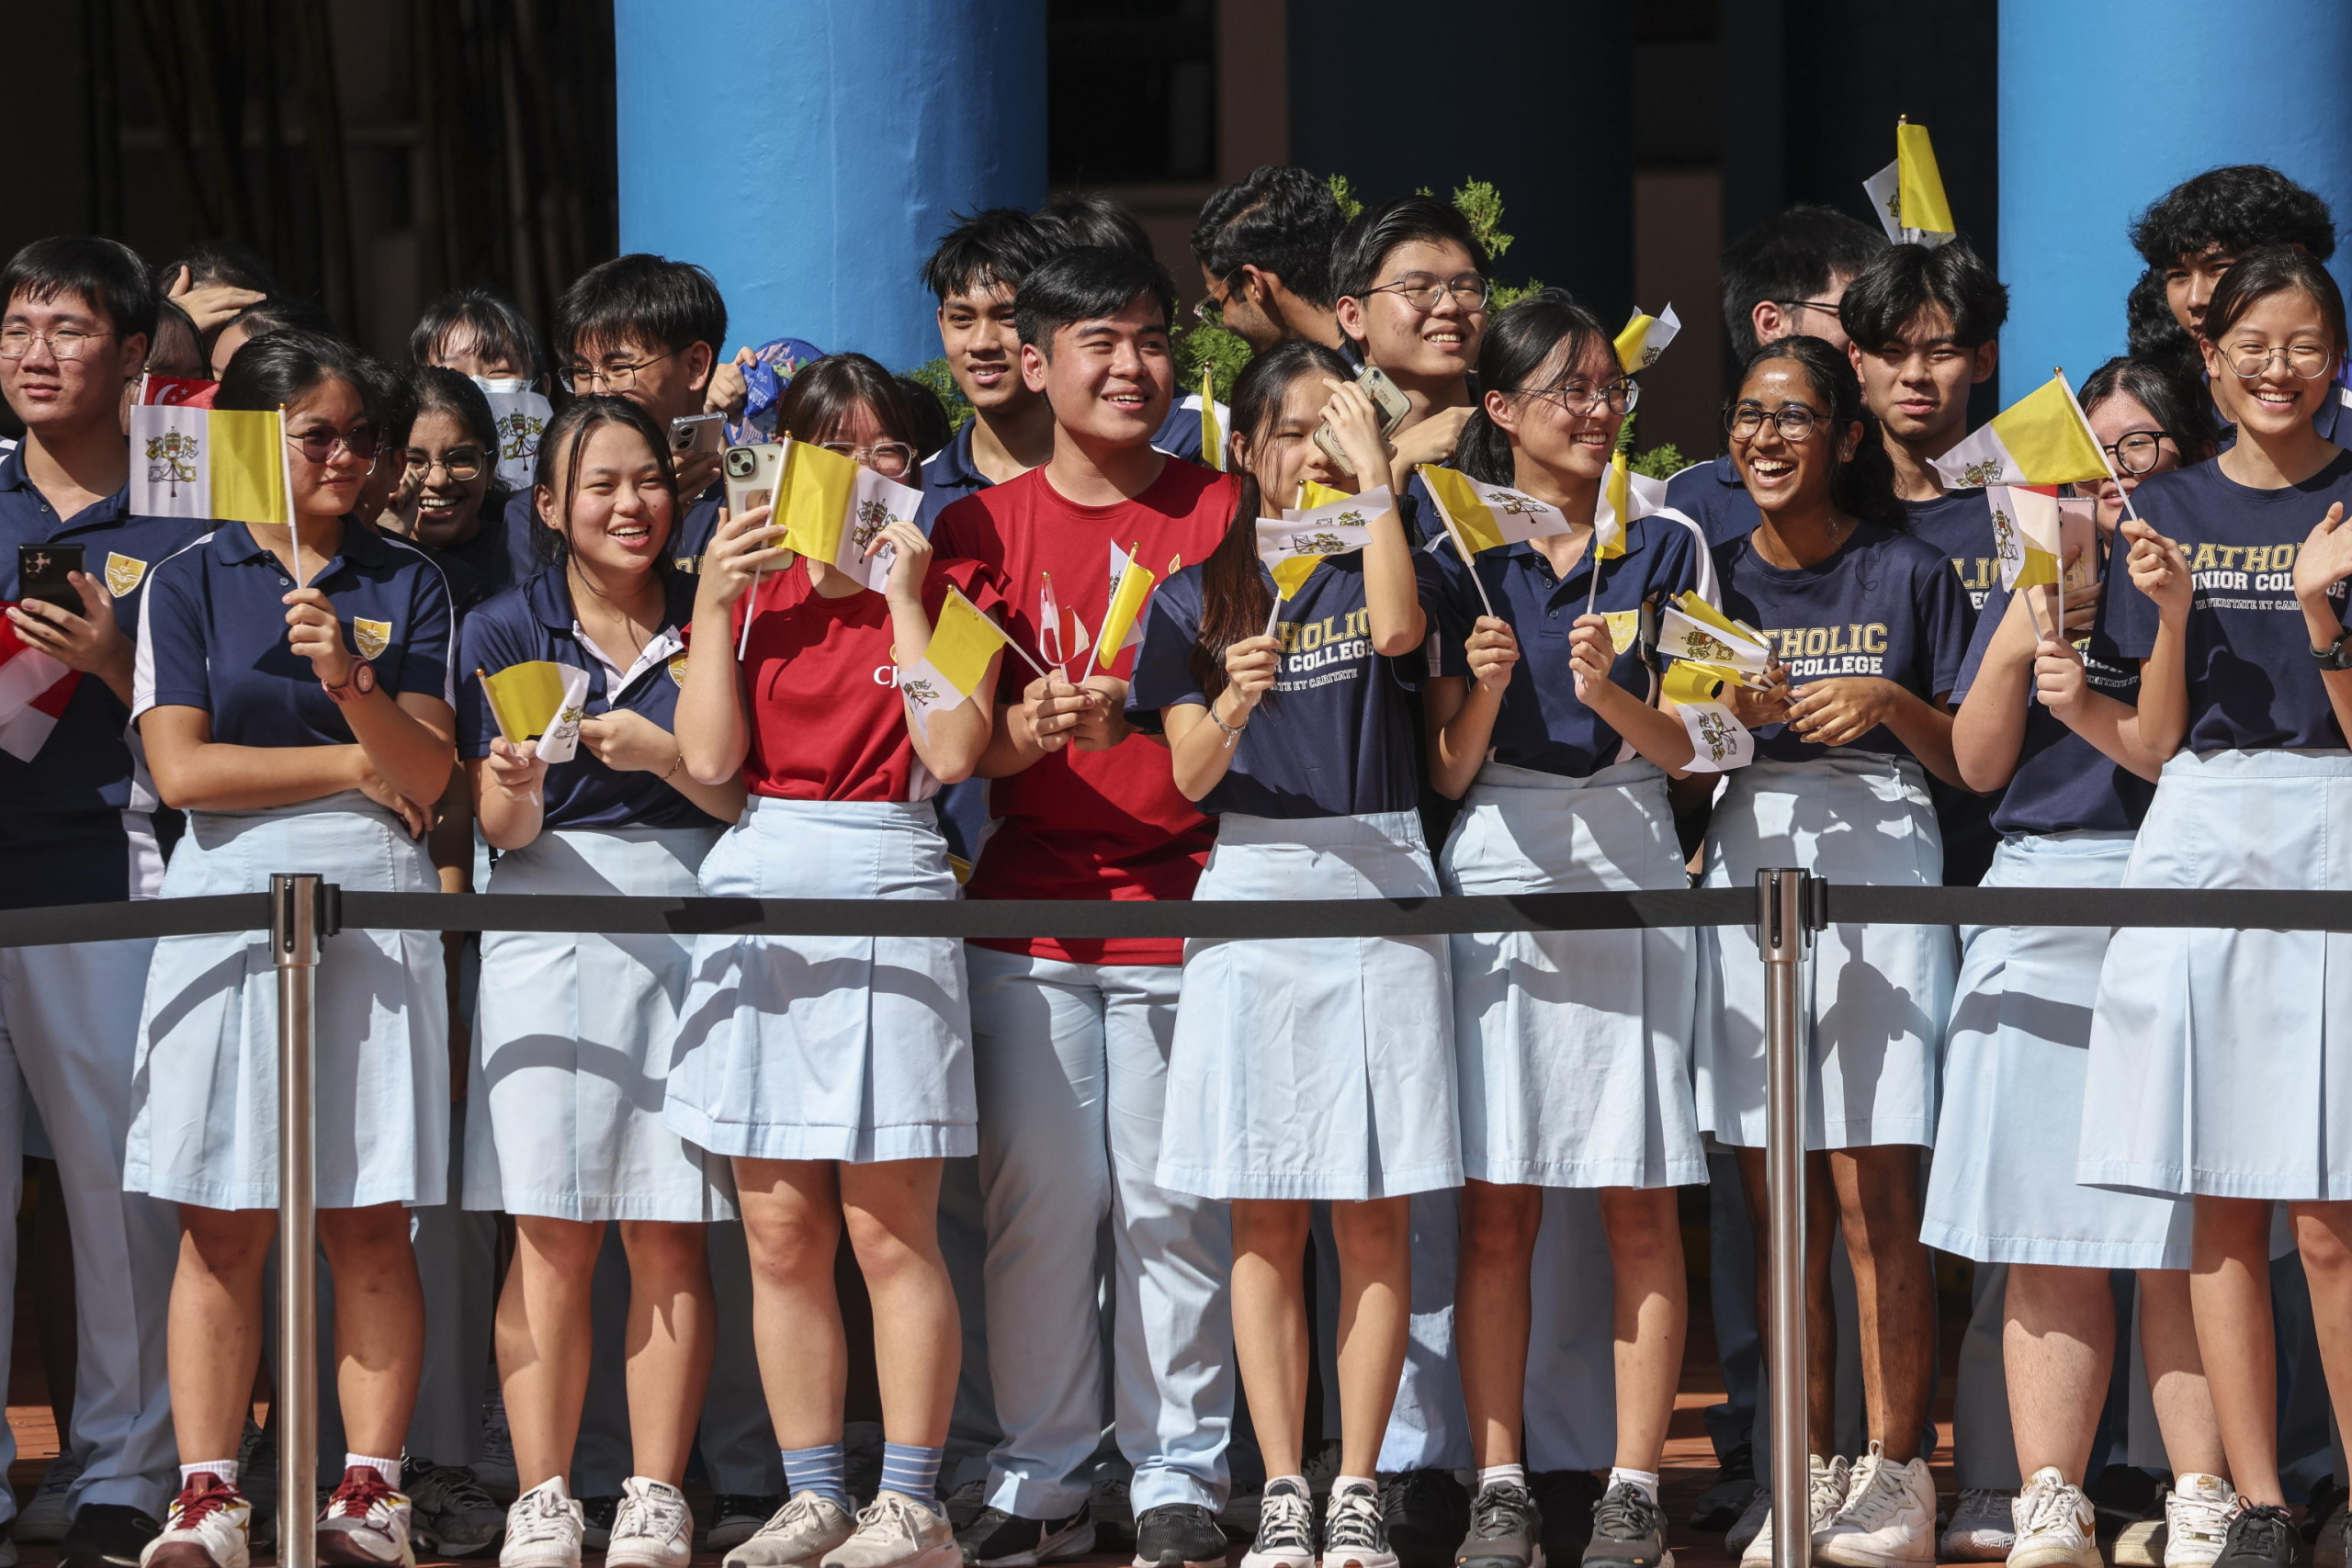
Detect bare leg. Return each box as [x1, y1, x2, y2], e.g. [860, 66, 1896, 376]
[2190, 1196, 2279, 1504]
[1329, 1198, 1412, 1481]
[2289, 1201, 2352, 1478]
[618, 1220, 715, 1483]
[496, 1214, 603, 1490]
[1600, 1185, 1687, 1474]
[1230, 1201, 1312, 1479]
[2003, 1264, 2113, 1482]
[1456, 1180, 1542, 1469]
[315, 1203, 425, 1460]
[1737, 1145, 1838, 1458]
[735, 1158, 847, 1450]
[168, 1206, 277, 1463]
[838, 1160, 956, 1450]
[2135, 1268, 2225, 1479]
[1826, 1147, 1934, 1463]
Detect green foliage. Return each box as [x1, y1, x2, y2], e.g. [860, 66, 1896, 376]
[1631, 441, 1688, 479]
[904, 356, 974, 432]
[1177, 321, 1254, 408]
[1449, 179, 1513, 261]
[1327, 173, 1363, 221]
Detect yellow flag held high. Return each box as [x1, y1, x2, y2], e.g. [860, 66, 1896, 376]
[1929, 373, 2109, 489]
[1198, 367, 1224, 471]
[1863, 120, 1957, 247]
[898, 587, 1012, 735]
[1614, 304, 1681, 374]
[129, 404, 294, 526]
[478, 661, 592, 763]
[1418, 465, 1570, 554]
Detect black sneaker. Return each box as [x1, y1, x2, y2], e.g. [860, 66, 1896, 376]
[1134, 1503, 1230, 1568]
[2216, 1504, 2301, 1568]
[60, 1503, 156, 1568]
[1529, 1472, 1605, 1568]
[1328, 1481, 1398, 1568]
[580, 1495, 621, 1551]
[1582, 1483, 1668, 1568]
[1382, 1470, 1468, 1568]
[708, 1494, 783, 1551]
[1242, 1479, 1317, 1568]
[956, 1505, 1096, 1568]
[1456, 1481, 1543, 1568]
[1689, 1444, 1756, 1532]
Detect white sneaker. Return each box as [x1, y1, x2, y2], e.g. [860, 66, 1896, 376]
[606, 1477, 695, 1568]
[501, 1480, 584, 1568]
[315, 1465, 415, 1567]
[820, 1493, 960, 1568]
[19, 1449, 85, 1544]
[2161, 1475, 2235, 1568]
[2009, 1468, 2100, 1568]
[1940, 1487, 2018, 1562]
[1814, 1443, 1935, 1568]
[141, 1474, 254, 1568]
[1739, 1455, 1852, 1568]
[729, 1493, 859, 1568]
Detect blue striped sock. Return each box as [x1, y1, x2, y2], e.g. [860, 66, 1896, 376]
[878, 1442, 944, 1510]
[780, 1443, 848, 1508]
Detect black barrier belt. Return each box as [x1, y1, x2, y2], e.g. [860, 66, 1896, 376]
[7, 883, 2352, 949]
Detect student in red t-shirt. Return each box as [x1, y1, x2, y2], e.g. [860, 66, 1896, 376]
[665, 354, 1003, 1568]
[925, 248, 1241, 1568]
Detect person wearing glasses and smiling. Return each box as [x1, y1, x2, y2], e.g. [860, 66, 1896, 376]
[128, 330, 458, 1568]
[1329, 196, 1491, 502]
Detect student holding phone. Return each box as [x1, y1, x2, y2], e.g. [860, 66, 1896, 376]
[129, 330, 458, 1568]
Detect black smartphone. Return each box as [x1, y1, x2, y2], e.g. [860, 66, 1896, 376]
[17, 543, 85, 614]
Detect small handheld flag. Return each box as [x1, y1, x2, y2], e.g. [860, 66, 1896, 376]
[130, 401, 295, 529]
[1614, 304, 1681, 373]
[1198, 367, 1224, 471]
[0, 614, 80, 762]
[1929, 373, 2109, 491]
[478, 661, 592, 764]
[741, 437, 919, 655]
[1085, 542, 1159, 682]
[1256, 485, 1391, 636]
[1661, 660, 1757, 773]
[1418, 465, 1571, 555]
[1864, 119, 1957, 247]
[899, 587, 1016, 736]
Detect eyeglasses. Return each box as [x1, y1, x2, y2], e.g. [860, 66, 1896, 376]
[1727, 402, 1823, 441]
[287, 427, 379, 465]
[0, 327, 113, 360]
[819, 440, 919, 479]
[1194, 268, 1244, 328]
[1774, 299, 1843, 323]
[404, 448, 485, 481]
[2101, 429, 2175, 476]
[2222, 340, 2335, 380]
[1364, 272, 1491, 312]
[559, 350, 673, 393]
[1509, 379, 1640, 416]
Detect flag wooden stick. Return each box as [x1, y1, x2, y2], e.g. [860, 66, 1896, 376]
[1262, 588, 1283, 642]
[1436, 503, 1497, 617]
[277, 406, 304, 590]
[1585, 520, 1606, 620]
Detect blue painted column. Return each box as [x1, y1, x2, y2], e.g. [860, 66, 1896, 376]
[615, 0, 1047, 372]
[1998, 0, 2352, 402]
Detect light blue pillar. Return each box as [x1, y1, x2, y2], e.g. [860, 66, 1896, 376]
[1998, 0, 2352, 402]
[615, 0, 1047, 373]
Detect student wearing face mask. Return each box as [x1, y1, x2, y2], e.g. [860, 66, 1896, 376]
[411, 289, 553, 497]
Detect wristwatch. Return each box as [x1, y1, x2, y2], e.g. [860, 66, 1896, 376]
[2312, 632, 2352, 671]
[322, 659, 378, 703]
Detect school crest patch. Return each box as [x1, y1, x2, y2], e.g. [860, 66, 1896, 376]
[104, 552, 148, 597]
[354, 618, 391, 660]
[1602, 609, 1639, 653]
[668, 652, 689, 685]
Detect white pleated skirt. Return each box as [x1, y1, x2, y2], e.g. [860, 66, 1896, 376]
[1694, 751, 1955, 1150]
[1157, 809, 1459, 1201]
[127, 792, 449, 1210]
[1921, 830, 2192, 1268]
[465, 823, 735, 1221]
[2080, 749, 2352, 1201]
[664, 796, 976, 1164]
[1441, 761, 1703, 1189]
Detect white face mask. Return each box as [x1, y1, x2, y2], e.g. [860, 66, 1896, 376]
[472, 376, 531, 395]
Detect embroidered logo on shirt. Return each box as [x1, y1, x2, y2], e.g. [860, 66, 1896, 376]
[1602, 609, 1639, 653]
[354, 618, 391, 660]
[104, 552, 148, 596]
[668, 652, 689, 685]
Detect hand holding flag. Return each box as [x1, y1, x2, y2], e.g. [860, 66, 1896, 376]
[478, 660, 593, 764]
[899, 587, 1018, 738]
[1083, 542, 1163, 682]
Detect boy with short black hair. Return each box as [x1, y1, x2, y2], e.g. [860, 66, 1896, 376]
[929, 244, 1240, 1568]
[0, 234, 197, 1568]
[914, 209, 1070, 533]
[1190, 165, 1346, 353]
[1668, 205, 1890, 545]
[1331, 195, 1491, 491]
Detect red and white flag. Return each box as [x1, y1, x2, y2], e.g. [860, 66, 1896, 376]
[0, 613, 79, 761]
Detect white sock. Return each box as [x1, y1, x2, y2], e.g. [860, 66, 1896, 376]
[182, 1460, 238, 1488]
[347, 1452, 403, 1488]
[1476, 1464, 1528, 1495]
[1334, 1474, 1378, 1502]
[1610, 1468, 1661, 1505]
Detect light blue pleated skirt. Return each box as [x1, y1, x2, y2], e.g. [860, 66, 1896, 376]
[1921, 830, 2193, 1268]
[1441, 761, 1703, 1189]
[465, 823, 734, 1221]
[2080, 749, 2352, 1201]
[1694, 750, 1955, 1150]
[126, 792, 449, 1210]
[664, 796, 976, 1164]
[1158, 809, 1459, 1201]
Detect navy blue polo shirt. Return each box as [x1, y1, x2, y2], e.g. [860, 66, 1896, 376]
[1126, 552, 1431, 819]
[1419, 515, 1702, 778]
[2108, 450, 2352, 752]
[456, 567, 722, 831]
[135, 521, 456, 746]
[1152, 395, 1221, 464]
[1956, 560, 2152, 836]
[1905, 487, 1999, 611]
[0, 448, 207, 905]
[1713, 524, 1973, 766]
[500, 479, 723, 577]
[914, 421, 990, 537]
[431, 484, 527, 602]
[1665, 454, 1764, 547]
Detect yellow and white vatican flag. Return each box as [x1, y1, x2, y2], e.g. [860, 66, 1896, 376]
[1864, 120, 1957, 247]
[776, 438, 921, 592]
[478, 660, 592, 764]
[130, 403, 293, 527]
[1658, 592, 1771, 677]
[1657, 591, 1768, 773]
[1419, 465, 1570, 554]
[1986, 485, 2064, 593]
[1083, 541, 1179, 681]
[1256, 483, 1392, 634]
[1197, 367, 1225, 470]
[481, 384, 555, 491]
[1662, 660, 1757, 773]
[898, 587, 1014, 738]
[1929, 373, 2109, 491]
[1614, 303, 1681, 373]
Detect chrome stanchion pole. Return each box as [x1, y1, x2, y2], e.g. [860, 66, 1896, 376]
[274, 874, 322, 1568]
[1757, 867, 1815, 1568]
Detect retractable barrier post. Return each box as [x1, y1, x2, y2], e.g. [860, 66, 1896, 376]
[1757, 867, 1816, 1568]
[273, 874, 324, 1568]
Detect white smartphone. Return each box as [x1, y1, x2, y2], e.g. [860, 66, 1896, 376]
[1314, 364, 1413, 474]
[723, 443, 784, 520]
[670, 412, 728, 462]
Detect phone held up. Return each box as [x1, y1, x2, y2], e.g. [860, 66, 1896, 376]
[17, 542, 86, 614]
[1314, 364, 1412, 476]
[670, 412, 729, 463]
